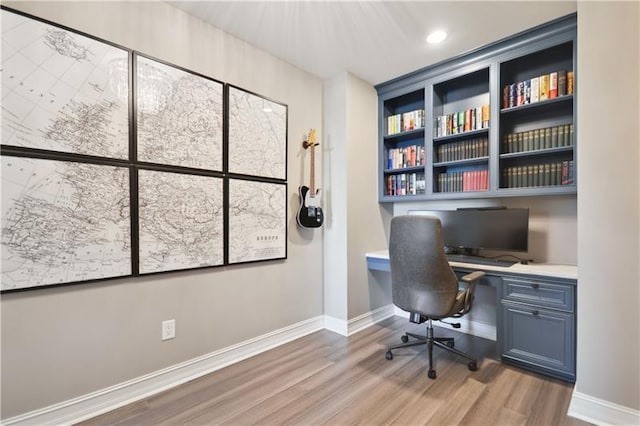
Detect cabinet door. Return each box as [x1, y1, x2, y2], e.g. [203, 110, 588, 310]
[501, 301, 575, 381]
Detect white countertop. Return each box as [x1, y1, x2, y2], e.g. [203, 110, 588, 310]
[366, 250, 578, 280]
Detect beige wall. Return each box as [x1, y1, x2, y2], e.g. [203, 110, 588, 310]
[323, 72, 393, 322]
[576, 1, 640, 411]
[345, 73, 393, 319]
[0, 1, 324, 418]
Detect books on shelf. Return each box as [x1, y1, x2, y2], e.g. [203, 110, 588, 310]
[386, 172, 426, 196]
[437, 137, 488, 163]
[387, 109, 425, 136]
[387, 144, 426, 170]
[503, 69, 573, 109]
[503, 124, 573, 153]
[434, 104, 490, 138]
[502, 160, 574, 189]
[437, 169, 488, 193]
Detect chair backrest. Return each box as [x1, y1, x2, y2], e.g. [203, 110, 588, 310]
[389, 215, 459, 318]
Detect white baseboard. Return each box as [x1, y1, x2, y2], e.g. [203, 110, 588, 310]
[568, 390, 640, 425]
[393, 306, 497, 341]
[324, 304, 396, 337]
[2, 315, 325, 426]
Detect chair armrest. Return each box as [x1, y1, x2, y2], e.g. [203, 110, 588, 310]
[461, 271, 485, 283]
[455, 271, 485, 317]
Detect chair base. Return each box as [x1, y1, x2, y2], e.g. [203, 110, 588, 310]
[385, 320, 477, 379]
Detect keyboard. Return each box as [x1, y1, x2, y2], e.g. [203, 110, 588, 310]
[446, 254, 516, 267]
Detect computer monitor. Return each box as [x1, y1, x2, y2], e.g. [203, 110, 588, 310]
[408, 208, 529, 255]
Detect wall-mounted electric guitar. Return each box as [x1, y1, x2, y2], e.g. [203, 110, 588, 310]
[297, 129, 324, 228]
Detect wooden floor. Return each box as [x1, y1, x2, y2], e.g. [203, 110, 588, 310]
[80, 316, 590, 425]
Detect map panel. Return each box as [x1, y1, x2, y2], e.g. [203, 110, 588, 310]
[1, 156, 131, 290]
[138, 169, 224, 274]
[136, 56, 223, 171]
[228, 179, 286, 264]
[228, 87, 286, 180]
[1, 10, 129, 159]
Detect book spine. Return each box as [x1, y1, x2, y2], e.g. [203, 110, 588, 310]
[524, 79, 531, 104]
[549, 72, 558, 98]
[558, 125, 565, 146]
[516, 81, 524, 106]
[530, 77, 540, 103]
[482, 104, 489, 128]
[558, 70, 567, 97]
[539, 74, 549, 100]
[567, 71, 574, 95]
[544, 128, 552, 149]
[503, 85, 509, 109]
[551, 126, 559, 148]
[509, 83, 516, 108]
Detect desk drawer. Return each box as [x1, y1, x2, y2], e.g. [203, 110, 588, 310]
[502, 277, 574, 311]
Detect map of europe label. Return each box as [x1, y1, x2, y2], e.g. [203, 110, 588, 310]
[1, 156, 132, 290]
[136, 55, 223, 171]
[138, 169, 224, 274]
[1, 10, 129, 159]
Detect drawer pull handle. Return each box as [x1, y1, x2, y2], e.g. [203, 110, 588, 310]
[531, 283, 539, 289]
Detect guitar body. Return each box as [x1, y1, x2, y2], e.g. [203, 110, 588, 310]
[296, 185, 324, 228]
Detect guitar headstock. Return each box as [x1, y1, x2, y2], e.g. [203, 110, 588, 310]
[303, 129, 318, 149]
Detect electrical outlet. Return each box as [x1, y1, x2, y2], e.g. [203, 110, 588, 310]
[161, 319, 175, 341]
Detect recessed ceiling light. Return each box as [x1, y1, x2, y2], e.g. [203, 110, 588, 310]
[427, 30, 447, 44]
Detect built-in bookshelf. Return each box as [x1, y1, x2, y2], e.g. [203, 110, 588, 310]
[381, 88, 426, 197]
[376, 13, 576, 202]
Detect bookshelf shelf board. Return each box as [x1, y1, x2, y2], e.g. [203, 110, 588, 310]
[384, 127, 425, 141]
[500, 146, 574, 159]
[429, 190, 490, 199]
[433, 156, 489, 168]
[500, 95, 573, 115]
[497, 185, 576, 195]
[380, 193, 424, 202]
[383, 165, 425, 174]
[433, 128, 489, 143]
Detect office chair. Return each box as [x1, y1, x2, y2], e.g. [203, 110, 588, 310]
[385, 215, 485, 379]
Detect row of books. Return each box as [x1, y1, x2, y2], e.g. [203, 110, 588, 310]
[503, 124, 574, 154]
[386, 145, 426, 170]
[386, 172, 426, 196]
[436, 138, 488, 163]
[434, 105, 490, 138]
[502, 161, 575, 188]
[436, 169, 489, 193]
[387, 109, 425, 136]
[502, 70, 574, 108]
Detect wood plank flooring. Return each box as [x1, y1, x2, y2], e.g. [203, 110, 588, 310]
[80, 316, 590, 425]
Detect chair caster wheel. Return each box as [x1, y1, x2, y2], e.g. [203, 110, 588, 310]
[385, 351, 393, 360]
[401, 335, 409, 343]
[428, 369, 437, 379]
[468, 361, 478, 371]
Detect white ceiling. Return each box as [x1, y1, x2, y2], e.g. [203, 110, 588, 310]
[168, 1, 577, 86]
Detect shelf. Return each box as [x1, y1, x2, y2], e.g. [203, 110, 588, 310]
[433, 128, 489, 143]
[383, 165, 425, 174]
[500, 146, 573, 159]
[500, 95, 573, 115]
[433, 156, 489, 168]
[383, 127, 425, 141]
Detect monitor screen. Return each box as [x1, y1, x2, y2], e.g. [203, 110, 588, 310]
[408, 208, 529, 253]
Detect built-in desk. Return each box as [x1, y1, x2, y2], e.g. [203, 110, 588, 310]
[366, 250, 578, 382]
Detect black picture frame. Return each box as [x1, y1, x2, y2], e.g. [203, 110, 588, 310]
[227, 177, 287, 265]
[227, 85, 288, 180]
[135, 53, 224, 172]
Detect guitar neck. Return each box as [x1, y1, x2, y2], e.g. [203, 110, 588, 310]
[310, 144, 316, 194]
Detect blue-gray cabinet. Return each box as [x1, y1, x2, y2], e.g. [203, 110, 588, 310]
[499, 276, 576, 382]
